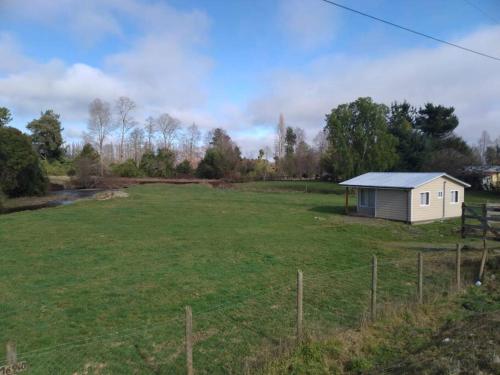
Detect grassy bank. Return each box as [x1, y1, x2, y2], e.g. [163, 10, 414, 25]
[0, 182, 497, 373]
[260, 258, 499, 375]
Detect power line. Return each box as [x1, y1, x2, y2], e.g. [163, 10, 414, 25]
[463, 0, 500, 24]
[318, 0, 500, 62]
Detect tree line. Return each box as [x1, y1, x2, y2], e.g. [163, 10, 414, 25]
[1, 95, 498, 202]
[320, 97, 478, 180]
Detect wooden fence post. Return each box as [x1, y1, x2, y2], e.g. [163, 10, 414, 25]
[461, 202, 465, 238]
[456, 244, 462, 291]
[296, 270, 303, 342]
[6, 341, 16, 366]
[482, 204, 488, 240]
[478, 239, 488, 281]
[417, 252, 423, 304]
[371, 255, 377, 321]
[185, 306, 193, 375]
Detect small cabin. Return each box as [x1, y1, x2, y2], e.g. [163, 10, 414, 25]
[340, 172, 471, 224]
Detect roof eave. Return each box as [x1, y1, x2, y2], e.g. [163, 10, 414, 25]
[412, 173, 471, 189]
[340, 184, 411, 190]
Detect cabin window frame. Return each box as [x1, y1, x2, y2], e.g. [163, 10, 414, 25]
[420, 191, 430, 207]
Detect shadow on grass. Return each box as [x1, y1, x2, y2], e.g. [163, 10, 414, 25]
[309, 205, 346, 215]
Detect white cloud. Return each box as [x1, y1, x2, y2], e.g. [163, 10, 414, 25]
[1, 1, 499, 154]
[0, 33, 34, 74]
[248, 26, 500, 145]
[105, 32, 212, 111]
[0, 0, 213, 142]
[278, 0, 339, 49]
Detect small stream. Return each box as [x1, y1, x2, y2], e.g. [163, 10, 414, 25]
[51, 189, 104, 205]
[3, 189, 105, 214]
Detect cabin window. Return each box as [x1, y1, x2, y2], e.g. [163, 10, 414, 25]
[437, 191, 443, 199]
[420, 192, 430, 206]
[450, 190, 459, 204]
[359, 189, 375, 208]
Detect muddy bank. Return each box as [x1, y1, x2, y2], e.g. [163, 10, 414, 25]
[90, 177, 225, 189]
[2, 189, 104, 214]
[48, 176, 226, 190]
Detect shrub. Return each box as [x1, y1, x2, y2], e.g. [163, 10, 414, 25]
[111, 159, 142, 177]
[0, 127, 47, 197]
[41, 159, 74, 176]
[74, 144, 100, 188]
[175, 159, 193, 176]
[196, 148, 224, 179]
[0, 191, 5, 213]
[139, 149, 175, 177]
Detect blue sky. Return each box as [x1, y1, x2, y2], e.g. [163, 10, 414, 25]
[1, 0, 499, 155]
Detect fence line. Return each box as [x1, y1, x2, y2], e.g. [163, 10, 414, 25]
[1, 243, 495, 374]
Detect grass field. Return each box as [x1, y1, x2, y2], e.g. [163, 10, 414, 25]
[0, 182, 497, 374]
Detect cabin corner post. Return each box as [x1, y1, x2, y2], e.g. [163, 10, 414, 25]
[345, 187, 349, 215]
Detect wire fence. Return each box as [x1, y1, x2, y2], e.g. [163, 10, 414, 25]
[0, 244, 491, 374]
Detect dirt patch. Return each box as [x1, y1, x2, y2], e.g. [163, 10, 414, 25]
[94, 190, 129, 200]
[208, 180, 233, 189]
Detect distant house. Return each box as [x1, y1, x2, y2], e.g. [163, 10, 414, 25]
[462, 166, 500, 191]
[340, 172, 471, 224]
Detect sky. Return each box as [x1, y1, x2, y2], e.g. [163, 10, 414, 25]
[1, 0, 499, 156]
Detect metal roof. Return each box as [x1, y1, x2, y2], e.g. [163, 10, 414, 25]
[340, 172, 471, 189]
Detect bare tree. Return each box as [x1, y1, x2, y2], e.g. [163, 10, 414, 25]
[129, 128, 145, 166]
[102, 143, 116, 164]
[87, 98, 114, 175]
[115, 96, 137, 160]
[181, 123, 201, 163]
[313, 129, 328, 155]
[157, 113, 181, 150]
[144, 116, 156, 151]
[478, 130, 492, 165]
[264, 145, 272, 161]
[294, 127, 306, 145]
[274, 113, 286, 160]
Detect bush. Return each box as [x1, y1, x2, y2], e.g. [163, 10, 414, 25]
[175, 159, 193, 176]
[196, 148, 224, 179]
[41, 159, 74, 176]
[111, 159, 142, 177]
[0, 191, 5, 213]
[0, 127, 47, 197]
[74, 144, 100, 188]
[140, 149, 175, 177]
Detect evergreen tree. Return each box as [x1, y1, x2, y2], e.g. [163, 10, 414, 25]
[416, 103, 458, 139]
[27, 110, 64, 161]
[0, 127, 47, 197]
[196, 128, 241, 179]
[0, 107, 13, 127]
[388, 102, 426, 171]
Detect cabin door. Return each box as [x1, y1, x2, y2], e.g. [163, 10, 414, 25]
[359, 188, 376, 216]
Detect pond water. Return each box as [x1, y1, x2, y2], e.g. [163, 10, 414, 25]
[51, 189, 103, 204]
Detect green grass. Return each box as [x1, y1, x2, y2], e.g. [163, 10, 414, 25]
[260, 266, 500, 375]
[0, 182, 497, 374]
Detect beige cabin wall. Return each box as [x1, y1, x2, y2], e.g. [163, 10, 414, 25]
[411, 177, 464, 222]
